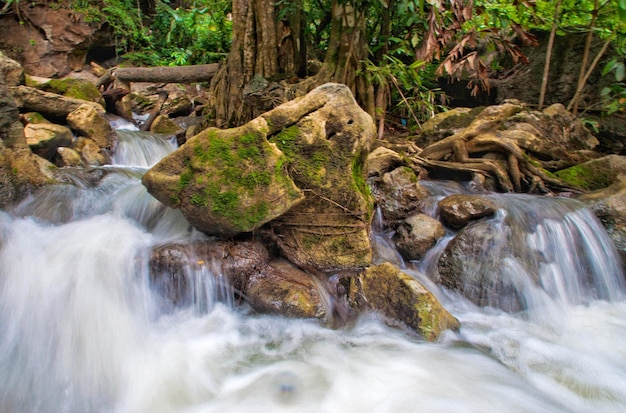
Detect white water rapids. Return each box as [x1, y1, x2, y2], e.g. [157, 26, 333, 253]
[1, 126, 626, 413]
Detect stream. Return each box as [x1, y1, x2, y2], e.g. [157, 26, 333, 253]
[1, 124, 625, 413]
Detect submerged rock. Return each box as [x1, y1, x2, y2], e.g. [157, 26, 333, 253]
[436, 218, 526, 312]
[348, 262, 459, 341]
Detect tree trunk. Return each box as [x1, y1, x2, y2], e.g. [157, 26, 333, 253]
[538, 0, 562, 111]
[113, 64, 220, 84]
[298, 0, 375, 117]
[209, 0, 302, 127]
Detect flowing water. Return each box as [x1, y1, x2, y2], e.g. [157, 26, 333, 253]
[1, 126, 626, 413]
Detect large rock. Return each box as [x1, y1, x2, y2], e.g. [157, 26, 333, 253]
[392, 213, 446, 260]
[436, 219, 526, 312]
[438, 194, 498, 229]
[67, 103, 115, 149]
[265, 83, 376, 271]
[143, 117, 305, 237]
[36, 78, 105, 107]
[555, 155, 626, 191]
[0, 3, 106, 78]
[144, 83, 376, 272]
[348, 262, 460, 341]
[246, 259, 327, 319]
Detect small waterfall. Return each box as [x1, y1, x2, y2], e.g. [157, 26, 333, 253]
[1, 127, 626, 413]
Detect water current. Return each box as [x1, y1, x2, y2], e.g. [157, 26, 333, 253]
[1, 122, 625, 412]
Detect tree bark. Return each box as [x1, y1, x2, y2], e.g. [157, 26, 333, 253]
[114, 64, 220, 84]
[298, 0, 375, 116]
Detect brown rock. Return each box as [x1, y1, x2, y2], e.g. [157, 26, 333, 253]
[67, 103, 115, 149]
[392, 213, 446, 260]
[24, 123, 73, 160]
[246, 260, 327, 319]
[438, 194, 497, 229]
[349, 262, 459, 341]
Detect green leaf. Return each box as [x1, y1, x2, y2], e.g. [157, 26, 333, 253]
[602, 58, 618, 76]
[616, 63, 625, 82]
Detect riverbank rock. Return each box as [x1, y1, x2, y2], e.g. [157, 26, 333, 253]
[348, 262, 460, 341]
[438, 194, 498, 229]
[24, 123, 73, 160]
[0, 77, 56, 208]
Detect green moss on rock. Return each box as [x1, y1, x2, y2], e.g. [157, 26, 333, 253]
[555, 163, 613, 190]
[38, 79, 104, 106]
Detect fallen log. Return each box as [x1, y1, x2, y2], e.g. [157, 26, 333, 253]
[113, 63, 220, 84]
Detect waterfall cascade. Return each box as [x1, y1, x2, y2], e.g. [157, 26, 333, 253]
[1, 124, 625, 413]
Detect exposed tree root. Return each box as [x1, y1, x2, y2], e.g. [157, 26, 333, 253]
[409, 103, 581, 194]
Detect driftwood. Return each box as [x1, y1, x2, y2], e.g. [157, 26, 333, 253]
[113, 63, 220, 84]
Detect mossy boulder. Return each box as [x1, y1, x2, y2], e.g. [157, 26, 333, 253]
[143, 117, 305, 237]
[348, 262, 460, 341]
[36, 78, 105, 107]
[265, 83, 376, 271]
[370, 166, 431, 222]
[554, 155, 626, 191]
[144, 83, 375, 272]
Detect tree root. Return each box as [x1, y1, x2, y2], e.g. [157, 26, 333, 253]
[410, 105, 582, 194]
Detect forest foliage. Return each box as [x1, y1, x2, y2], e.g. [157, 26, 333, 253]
[2, 0, 625, 125]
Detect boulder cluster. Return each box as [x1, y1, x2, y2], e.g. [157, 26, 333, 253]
[3, 51, 626, 341]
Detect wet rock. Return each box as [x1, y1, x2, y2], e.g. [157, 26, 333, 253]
[67, 103, 115, 150]
[392, 213, 446, 260]
[366, 146, 404, 178]
[371, 166, 430, 222]
[579, 177, 626, 267]
[144, 83, 375, 272]
[438, 194, 497, 229]
[349, 262, 460, 341]
[75, 137, 109, 166]
[246, 259, 327, 319]
[149, 240, 269, 308]
[24, 123, 73, 160]
[436, 219, 526, 312]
